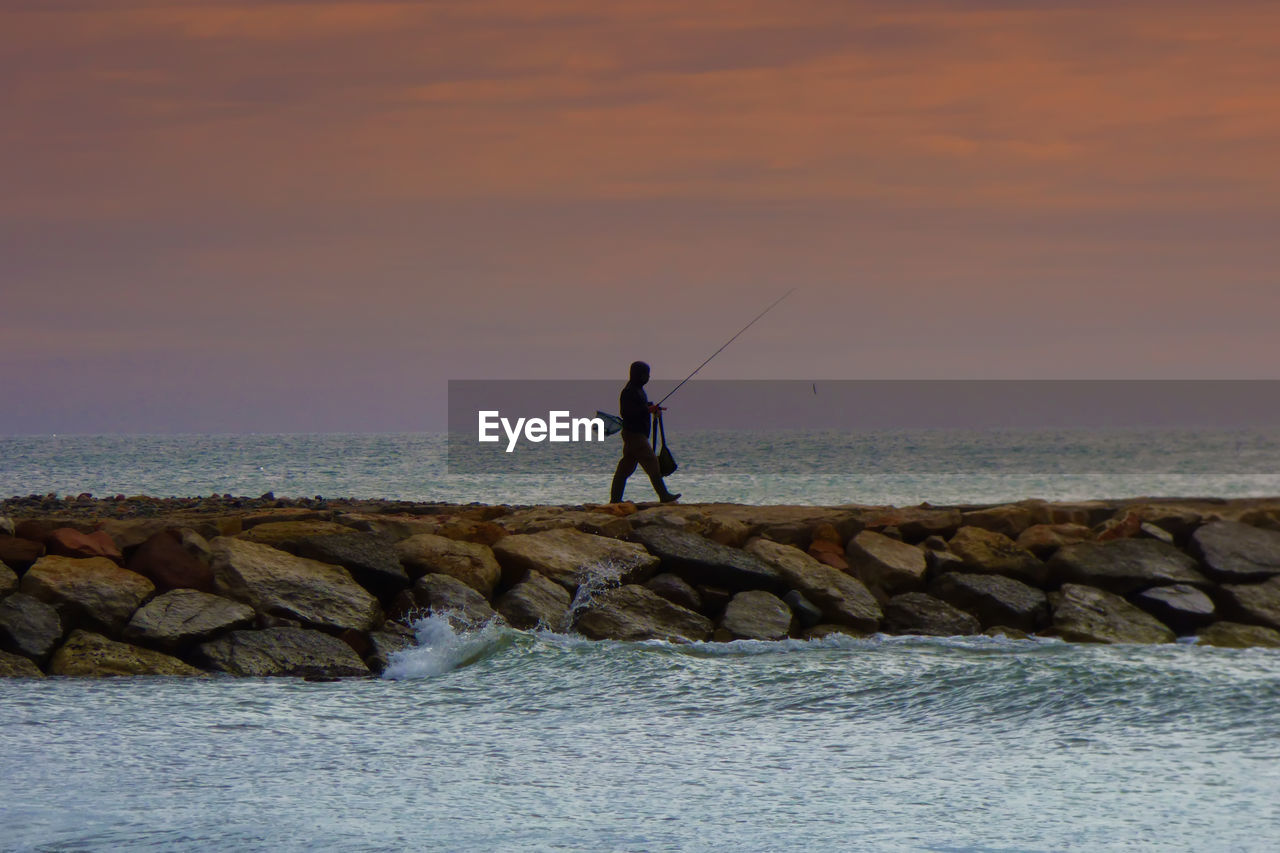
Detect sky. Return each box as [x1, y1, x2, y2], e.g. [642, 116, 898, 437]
[3, 0, 1278, 433]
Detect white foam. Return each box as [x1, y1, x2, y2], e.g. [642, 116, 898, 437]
[381, 614, 510, 680]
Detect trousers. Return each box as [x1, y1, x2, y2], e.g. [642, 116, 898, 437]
[610, 429, 666, 503]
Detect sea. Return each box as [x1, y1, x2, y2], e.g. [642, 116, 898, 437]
[2, 430, 1280, 852]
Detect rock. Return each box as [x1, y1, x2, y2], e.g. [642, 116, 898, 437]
[695, 585, 732, 617]
[927, 572, 1048, 633]
[239, 520, 352, 547]
[1196, 622, 1280, 649]
[289, 531, 409, 600]
[46, 528, 122, 562]
[1190, 521, 1280, 583]
[197, 627, 370, 677]
[845, 531, 927, 595]
[1095, 511, 1142, 541]
[633, 526, 784, 593]
[1015, 524, 1094, 558]
[783, 590, 823, 629]
[21, 556, 154, 634]
[0, 561, 16, 597]
[1049, 584, 1175, 644]
[1138, 523, 1175, 545]
[644, 573, 702, 612]
[495, 528, 660, 592]
[0, 649, 43, 677]
[496, 571, 571, 630]
[947, 527, 1047, 586]
[805, 624, 867, 640]
[395, 534, 500, 595]
[126, 528, 215, 592]
[574, 584, 712, 643]
[0, 517, 13, 537]
[366, 624, 417, 672]
[434, 518, 509, 546]
[704, 516, 752, 548]
[721, 590, 792, 641]
[497, 508, 631, 539]
[960, 504, 1037, 539]
[0, 592, 63, 663]
[210, 538, 382, 633]
[744, 538, 881, 632]
[1133, 504, 1204, 544]
[863, 507, 961, 542]
[983, 626, 1031, 640]
[0, 537, 45, 572]
[1131, 584, 1215, 635]
[49, 630, 203, 676]
[1047, 539, 1207, 595]
[340, 514, 442, 541]
[807, 539, 849, 571]
[123, 589, 255, 650]
[883, 593, 981, 636]
[412, 573, 498, 629]
[1215, 578, 1280, 631]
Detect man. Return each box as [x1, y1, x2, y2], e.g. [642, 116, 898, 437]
[610, 361, 681, 504]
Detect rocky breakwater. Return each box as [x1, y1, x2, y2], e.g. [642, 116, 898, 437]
[4, 495, 1280, 678]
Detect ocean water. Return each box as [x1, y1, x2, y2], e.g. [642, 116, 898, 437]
[2, 428, 1279, 506]
[1, 621, 1278, 851]
[3, 431, 1280, 851]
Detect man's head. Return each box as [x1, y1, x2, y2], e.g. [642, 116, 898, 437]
[629, 361, 650, 385]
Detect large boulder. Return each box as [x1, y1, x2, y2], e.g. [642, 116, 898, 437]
[574, 584, 712, 643]
[197, 627, 370, 678]
[411, 573, 499, 629]
[496, 571, 571, 631]
[20, 555, 154, 634]
[845, 531, 927, 595]
[644, 573, 702, 612]
[1048, 539, 1207, 594]
[927, 572, 1048, 633]
[495, 528, 659, 592]
[241, 523, 409, 599]
[396, 534, 501, 595]
[1215, 578, 1280, 631]
[366, 625, 417, 673]
[127, 528, 215, 592]
[631, 526, 783, 593]
[46, 528, 122, 563]
[1131, 584, 1215, 635]
[960, 504, 1039, 539]
[1190, 521, 1280, 583]
[947, 527, 1047, 586]
[0, 537, 44, 572]
[883, 593, 980, 636]
[49, 630, 203, 676]
[0, 649, 43, 678]
[1015, 524, 1094, 558]
[1196, 622, 1280, 649]
[0, 592, 63, 663]
[720, 591, 792, 641]
[1049, 584, 1175, 644]
[861, 507, 961, 541]
[0, 561, 16, 597]
[123, 589, 256, 650]
[744, 538, 882, 632]
[210, 538, 382, 633]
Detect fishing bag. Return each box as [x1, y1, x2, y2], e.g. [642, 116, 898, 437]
[651, 411, 677, 477]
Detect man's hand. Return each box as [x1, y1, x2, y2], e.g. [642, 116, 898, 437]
[647, 403, 666, 414]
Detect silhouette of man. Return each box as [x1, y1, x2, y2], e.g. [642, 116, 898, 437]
[610, 361, 681, 504]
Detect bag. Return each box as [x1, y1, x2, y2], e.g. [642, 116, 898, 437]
[651, 411, 678, 477]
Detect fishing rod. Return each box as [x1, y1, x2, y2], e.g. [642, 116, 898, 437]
[656, 287, 796, 407]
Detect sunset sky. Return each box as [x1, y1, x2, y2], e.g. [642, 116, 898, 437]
[3, 1, 1278, 433]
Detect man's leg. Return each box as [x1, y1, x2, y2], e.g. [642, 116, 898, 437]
[625, 432, 679, 502]
[610, 441, 639, 503]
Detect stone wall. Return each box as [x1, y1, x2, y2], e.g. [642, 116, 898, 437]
[3, 495, 1280, 678]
